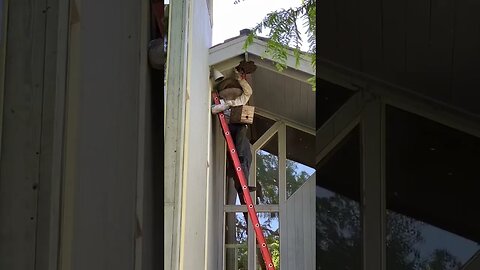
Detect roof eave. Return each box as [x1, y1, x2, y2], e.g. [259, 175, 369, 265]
[209, 36, 315, 77]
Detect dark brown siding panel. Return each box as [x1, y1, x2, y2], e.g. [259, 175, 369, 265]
[451, 1, 480, 115]
[318, 0, 480, 116]
[381, 0, 407, 84]
[332, 0, 362, 70]
[318, 0, 339, 63]
[403, 0, 434, 98]
[0, 0, 46, 268]
[358, 0, 383, 75]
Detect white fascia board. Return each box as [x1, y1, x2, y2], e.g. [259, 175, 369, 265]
[209, 36, 248, 66]
[246, 38, 314, 75]
[209, 37, 314, 77]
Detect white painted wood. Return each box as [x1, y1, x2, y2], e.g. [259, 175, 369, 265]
[278, 123, 287, 270]
[255, 109, 315, 135]
[0, 0, 8, 158]
[57, 0, 143, 269]
[59, 1, 81, 267]
[133, 0, 149, 269]
[35, 0, 70, 269]
[317, 56, 480, 138]
[362, 100, 386, 270]
[252, 121, 281, 150]
[316, 91, 364, 158]
[214, 122, 227, 270]
[316, 117, 361, 164]
[463, 250, 480, 270]
[284, 175, 315, 270]
[209, 36, 314, 76]
[224, 205, 279, 213]
[0, 0, 47, 268]
[164, 0, 189, 268]
[251, 67, 315, 129]
[248, 55, 312, 83]
[178, 0, 212, 268]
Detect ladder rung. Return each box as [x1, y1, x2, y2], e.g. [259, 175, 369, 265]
[212, 92, 276, 270]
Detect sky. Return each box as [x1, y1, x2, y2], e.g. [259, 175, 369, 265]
[212, 0, 309, 51]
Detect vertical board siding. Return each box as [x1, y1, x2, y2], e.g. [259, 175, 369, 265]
[319, 0, 480, 117]
[252, 68, 315, 129]
[382, 0, 407, 83]
[284, 176, 315, 270]
[451, 1, 480, 114]
[358, 0, 383, 75]
[0, 0, 47, 269]
[317, 0, 338, 64]
[180, 0, 212, 268]
[68, 0, 141, 269]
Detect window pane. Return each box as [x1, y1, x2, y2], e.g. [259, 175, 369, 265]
[226, 115, 276, 205]
[316, 126, 362, 270]
[249, 114, 276, 145]
[256, 134, 279, 205]
[286, 126, 316, 198]
[256, 212, 280, 270]
[226, 212, 248, 270]
[317, 79, 355, 128]
[386, 106, 480, 269]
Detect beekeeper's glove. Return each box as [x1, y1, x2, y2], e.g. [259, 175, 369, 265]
[211, 103, 230, 114]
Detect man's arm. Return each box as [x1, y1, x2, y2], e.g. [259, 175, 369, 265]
[224, 75, 252, 107]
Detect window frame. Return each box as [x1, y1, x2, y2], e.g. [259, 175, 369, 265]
[218, 111, 315, 270]
[317, 84, 480, 270]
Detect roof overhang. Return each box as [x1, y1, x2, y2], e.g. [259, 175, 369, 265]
[209, 35, 316, 131]
[209, 36, 314, 82]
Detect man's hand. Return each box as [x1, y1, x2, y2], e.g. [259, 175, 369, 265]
[234, 68, 246, 81]
[211, 103, 230, 114]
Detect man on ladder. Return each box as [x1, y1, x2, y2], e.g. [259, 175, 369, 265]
[211, 62, 258, 204]
[211, 62, 274, 270]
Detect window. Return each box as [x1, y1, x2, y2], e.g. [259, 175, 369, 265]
[317, 78, 356, 128]
[286, 126, 316, 198]
[225, 212, 248, 269]
[221, 113, 316, 269]
[385, 106, 480, 269]
[316, 126, 362, 270]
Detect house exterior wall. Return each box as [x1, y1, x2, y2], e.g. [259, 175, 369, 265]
[2, 0, 213, 269]
[0, 0, 49, 268]
[318, 0, 480, 118]
[59, 0, 149, 269]
[164, 0, 213, 269]
[0, 0, 70, 269]
[284, 176, 316, 270]
[179, 0, 213, 268]
[2, 0, 152, 269]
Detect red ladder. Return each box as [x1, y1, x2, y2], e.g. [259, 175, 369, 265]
[212, 92, 276, 270]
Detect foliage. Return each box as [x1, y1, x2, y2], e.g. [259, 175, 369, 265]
[239, 0, 317, 91]
[316, 192, 465, 270]
[255, 151, 280, 204]
[228, 150, 313, 269]
[230, 149, 466, 270]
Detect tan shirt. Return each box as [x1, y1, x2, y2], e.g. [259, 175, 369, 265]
[218, 78, 252, 123]
[224, 78, 253, 107]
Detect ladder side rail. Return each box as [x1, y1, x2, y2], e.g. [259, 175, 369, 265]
[212, 93, 276, 270]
